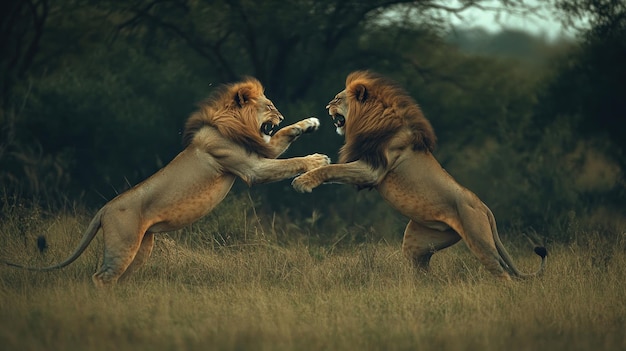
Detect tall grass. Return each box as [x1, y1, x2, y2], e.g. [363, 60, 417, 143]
[1, 195, 624, 351]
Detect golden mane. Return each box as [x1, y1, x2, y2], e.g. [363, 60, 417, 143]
[339, 70, 437, 169]
[182, 77, 274, 158]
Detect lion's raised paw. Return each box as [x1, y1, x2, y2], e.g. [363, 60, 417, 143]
[302, 117, 320, 133]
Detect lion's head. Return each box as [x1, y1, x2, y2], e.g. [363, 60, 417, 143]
[327, 70, 437, 169]
[183, 77, 284, 157]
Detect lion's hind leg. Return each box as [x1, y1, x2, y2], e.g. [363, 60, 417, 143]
[455, 201, 512, 280]
[91, 216, 147, 287]
[402, 220, 460, 271]
[118, 232, 155, 282]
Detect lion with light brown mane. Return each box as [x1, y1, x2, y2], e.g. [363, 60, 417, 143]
[292, 70, 546, 280]
[3, 77, 329, 287]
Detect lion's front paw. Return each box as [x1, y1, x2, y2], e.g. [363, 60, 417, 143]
[300, 117, 320, 134]
[304, 153, 330, 171]
[292, 173, 321, 193]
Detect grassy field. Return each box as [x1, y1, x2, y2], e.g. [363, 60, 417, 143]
[1, 204, 625, 351]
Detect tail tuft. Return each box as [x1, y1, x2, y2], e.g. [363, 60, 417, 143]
[534, 246, 548, 258]
[37, 235, 48, 254]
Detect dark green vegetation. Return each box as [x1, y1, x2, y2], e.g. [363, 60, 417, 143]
[1, 0, 624, 241]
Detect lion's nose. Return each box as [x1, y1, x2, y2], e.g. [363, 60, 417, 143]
[326, 98, 338, 109]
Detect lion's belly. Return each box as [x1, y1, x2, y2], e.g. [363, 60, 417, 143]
[149, 176, 235, 232]
[378, 171, 453, 231]
[380, 192, 451, 231]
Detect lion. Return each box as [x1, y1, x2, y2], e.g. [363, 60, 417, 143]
[3, 77, 330, 287]
[292, 71, 547, 280]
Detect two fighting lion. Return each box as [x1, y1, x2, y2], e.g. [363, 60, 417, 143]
[292, 71, 546, 280]
[4, 72, 546, 286]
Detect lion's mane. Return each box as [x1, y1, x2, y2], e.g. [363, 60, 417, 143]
[339, 71, 437, 169]
[183, 77, 274, 158]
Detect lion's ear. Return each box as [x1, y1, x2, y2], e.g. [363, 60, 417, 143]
[234, 86, 254, 107]
[353, 83, 368, 103]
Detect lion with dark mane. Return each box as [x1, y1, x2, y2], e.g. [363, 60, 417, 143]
[293, 71, 546, 280]
[3, 77, 329, 287]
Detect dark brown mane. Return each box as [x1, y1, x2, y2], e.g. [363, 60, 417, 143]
[339, 70, 437, 169]
[182, 77, 274, 158]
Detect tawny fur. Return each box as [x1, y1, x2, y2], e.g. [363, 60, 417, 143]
[293, 70, 546, 280]
[3, 77, 329, 287]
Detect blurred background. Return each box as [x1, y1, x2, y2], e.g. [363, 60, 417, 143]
[1, 0, 624, 243]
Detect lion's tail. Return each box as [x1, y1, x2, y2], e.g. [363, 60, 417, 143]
[487, 209, 547, 279]
[2, 208, 104, 271]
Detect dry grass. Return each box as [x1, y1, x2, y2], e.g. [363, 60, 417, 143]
[1, 206, 625, 351]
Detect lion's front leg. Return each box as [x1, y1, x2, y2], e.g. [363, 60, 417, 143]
[267, 117, 320, 158]
[292, 161, 382, 193]
[245, 153, 330, 185]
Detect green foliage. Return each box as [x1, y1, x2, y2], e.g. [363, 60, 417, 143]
[0, 0, 624, 242]
[542, 0, 626, 171]
[6, 44, 206, 202]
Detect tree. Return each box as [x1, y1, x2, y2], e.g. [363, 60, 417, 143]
[0, 0, 540, 203]
[0, 0, 49, 173]
[547, 0, 626, 171]
[0, 0, 49, 104]
[105, 0, 538, 102]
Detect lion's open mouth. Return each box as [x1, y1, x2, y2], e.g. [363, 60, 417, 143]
[331, 113, 345, 128]
[261, 122, 278, 137]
